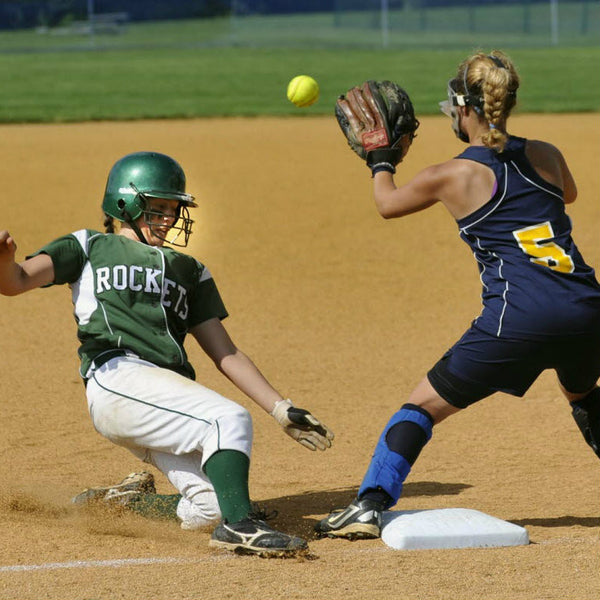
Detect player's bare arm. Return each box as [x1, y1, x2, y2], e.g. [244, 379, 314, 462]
[0, 231, 54, 295]
[372, 167, 439, 219]
[374, 154, 500, 222]
[190, 317, 284, 414]
[191, 317, 333, 451]
[372, 159, 487, 220]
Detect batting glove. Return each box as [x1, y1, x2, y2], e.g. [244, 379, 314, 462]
[271, 399, 334, 451]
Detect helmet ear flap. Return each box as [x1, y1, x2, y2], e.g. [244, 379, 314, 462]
[112, 192, 146, 223]
[115, 197, 133, 222]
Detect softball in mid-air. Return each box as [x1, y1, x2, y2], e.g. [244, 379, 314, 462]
[287, 75, 320, 107]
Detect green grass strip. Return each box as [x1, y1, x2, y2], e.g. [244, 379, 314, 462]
[0, 46, 598, 122]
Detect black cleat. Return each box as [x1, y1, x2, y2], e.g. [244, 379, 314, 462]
[315, 497, 383, 539]
[209, 513, 308, 557]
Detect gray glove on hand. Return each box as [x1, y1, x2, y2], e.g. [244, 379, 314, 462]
[271, 399, 334, 451]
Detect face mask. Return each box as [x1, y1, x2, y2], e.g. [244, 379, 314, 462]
[439, 80, 470, 143]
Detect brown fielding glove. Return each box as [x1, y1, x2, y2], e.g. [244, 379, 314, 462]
[335, 80, 419, 174]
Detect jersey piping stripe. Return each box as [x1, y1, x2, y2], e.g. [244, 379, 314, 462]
[91, 371, 213, 426]
[509, 160, 564, 200]
[459, 163, 508, 233]
[495, 254, 509, 337]
[470, 235, 509, 337]
[98, 302, 115, 335]
[474, 238, 489, 292]
[156, 247, 185, 366]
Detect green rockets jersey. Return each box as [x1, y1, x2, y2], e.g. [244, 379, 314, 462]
[31, 229, 228, 380]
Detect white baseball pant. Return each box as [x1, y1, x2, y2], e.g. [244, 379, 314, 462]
[85, 354, 253, 529]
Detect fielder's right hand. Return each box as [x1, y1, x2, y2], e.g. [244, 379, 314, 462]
[271, 399, 334, 451]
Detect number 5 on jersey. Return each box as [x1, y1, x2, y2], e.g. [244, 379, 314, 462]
[513, 221, 574, 273]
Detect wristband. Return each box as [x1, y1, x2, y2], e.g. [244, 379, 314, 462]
[270, 399, 293, 425]
[370, 162, 396, 177]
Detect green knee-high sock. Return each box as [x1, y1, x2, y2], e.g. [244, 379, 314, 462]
[204, 449, 252, 524]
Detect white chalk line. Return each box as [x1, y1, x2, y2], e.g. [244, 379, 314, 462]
[5, 531, 582, 573]
[0, 535, 588, 574]
[0, 555, 231, 573]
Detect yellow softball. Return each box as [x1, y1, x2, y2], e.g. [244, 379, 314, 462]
[287, 75, 320, 108]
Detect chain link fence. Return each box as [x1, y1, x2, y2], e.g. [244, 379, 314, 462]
[0, 0, 598, 50]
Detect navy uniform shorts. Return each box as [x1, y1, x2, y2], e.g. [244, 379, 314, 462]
[428, 325, 600, 409]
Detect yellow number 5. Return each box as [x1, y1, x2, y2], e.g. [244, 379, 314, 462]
[513, 221, 574, 273]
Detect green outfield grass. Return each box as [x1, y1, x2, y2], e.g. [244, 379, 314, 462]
[0, 45, 598, 123]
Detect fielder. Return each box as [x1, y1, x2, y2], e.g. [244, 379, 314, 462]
[0, 151, 333, 557]
[316, 50, 600, 539]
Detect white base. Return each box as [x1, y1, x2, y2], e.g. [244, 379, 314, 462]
[381, 508, 529, 550]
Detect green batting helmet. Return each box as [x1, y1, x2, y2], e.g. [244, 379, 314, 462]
[102, 151, 197, 223]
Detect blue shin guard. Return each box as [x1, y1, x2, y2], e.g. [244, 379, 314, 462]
[358, 404, 433, 508]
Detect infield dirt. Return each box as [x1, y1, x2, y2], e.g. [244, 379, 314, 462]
[0, 114, 598, 599]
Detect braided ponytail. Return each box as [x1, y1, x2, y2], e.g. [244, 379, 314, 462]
[461, 50, 520, 152]
[481, 66, 511, 151]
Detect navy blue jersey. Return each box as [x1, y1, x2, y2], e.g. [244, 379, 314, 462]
[455, 136, 600, 340]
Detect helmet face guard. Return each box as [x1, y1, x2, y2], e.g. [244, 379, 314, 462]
[135, 187, 194, 247]
[439, 79, 479, 143]
[102, 152, 197, 247]
[439, 58, 517, 145]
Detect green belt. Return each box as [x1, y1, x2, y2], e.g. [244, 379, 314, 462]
[92, 349, 130, 370]
[84, 349, 134, 385]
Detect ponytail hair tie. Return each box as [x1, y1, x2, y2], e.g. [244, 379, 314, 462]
[488, 55, 507, 69]
[489, 123, 497, 130]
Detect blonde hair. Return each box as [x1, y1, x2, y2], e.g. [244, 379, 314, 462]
[456, 50, 519, 152]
